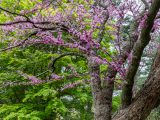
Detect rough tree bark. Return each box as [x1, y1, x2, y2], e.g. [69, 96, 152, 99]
[89, 1, 114, 119]
[90, 1, 139, 119]
[113, 48, 160, 120]
[81, 0, 160, 119]
[121, 0, 160, 109]
[89, 39, 138, 120]
[90, 27, 138, 120]
[89, 59, 116, 120]
[89, 59, 104, 120]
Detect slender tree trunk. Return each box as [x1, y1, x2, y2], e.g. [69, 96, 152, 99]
[113, 49, 160, 120]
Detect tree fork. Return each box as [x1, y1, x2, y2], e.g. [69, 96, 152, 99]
[121, 0, 160, 109]
[113, 48, 160, 120]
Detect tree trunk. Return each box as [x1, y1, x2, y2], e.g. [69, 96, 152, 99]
[89, 23, 139, 120]
[113, 49, 160, 120]
[89, 57, 113, 120]
[90, 0, 160, 119]
[121, 0, 160, 109]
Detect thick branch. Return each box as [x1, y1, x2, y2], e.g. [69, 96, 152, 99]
[121, 0, 160, 109]
[97, 9, 109, 43]
[113, 49, 160, 120]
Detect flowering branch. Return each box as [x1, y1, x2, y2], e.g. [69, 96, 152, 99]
[0, 31, 38, 52]
[0, 6, 29, 19]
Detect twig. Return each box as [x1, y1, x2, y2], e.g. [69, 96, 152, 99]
[0, 31, 38, 52]
[51, 52, 87, 72]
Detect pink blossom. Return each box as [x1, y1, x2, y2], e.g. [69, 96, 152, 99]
[28, 76, 42, 84]
[51, 73, 63, 80]
[61, 81, 82, 91]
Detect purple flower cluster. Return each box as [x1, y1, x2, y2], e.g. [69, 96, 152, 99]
[51, 73, 63, 80]
[28, 76, 42, 84]
[0, 0, 160, 87]
[110, 61, 126, 79]
[61, 81, 82, 91]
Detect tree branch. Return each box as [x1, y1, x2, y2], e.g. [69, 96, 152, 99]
[0, 6, 30, 20]
[97, 9, 109, 43]
[0, 31, 38, 52]
[113, 49, 160, 120]
[51, 52, 87, 72]
[0, 6, 69, 32]
[141, 0, 149, 10]
[121, 0, 160, 109]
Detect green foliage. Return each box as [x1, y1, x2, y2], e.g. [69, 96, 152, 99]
[0, 0, 118, 119]
[0, 45, 93, 119]
[112, 91, 121, 113]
